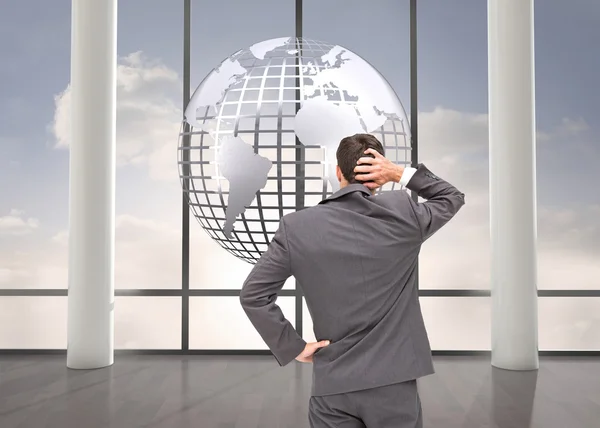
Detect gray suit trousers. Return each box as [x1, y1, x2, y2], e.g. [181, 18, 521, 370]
[308, 380, 422, 428]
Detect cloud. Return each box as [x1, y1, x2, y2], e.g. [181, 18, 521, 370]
[536, 204, 600, 289]
[0, 209, 39, 235]
[16, 81, 600, 292]
[43, 214, 251, 290]
[34, 105, 581, 293]
[3, 51, 245, 290]
[536, 116, 590, 145]
[417, 108, 599, 290]
[538, 204, 600, 253]
[0, 214, 183, 289]
[419, 107, 585, 150]
[536, 130, 553, 143]
[51, 51, 182, 182]
[558, 117, 589, 135]
[419, 107, 488, 159]
[46, 215, 183, 289]
[51, 229, 68, 245]
[0, 242, 65, 289]
[113, 215, 182, 288]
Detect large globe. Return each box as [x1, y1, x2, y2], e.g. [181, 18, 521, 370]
[178, 37, 412, 264]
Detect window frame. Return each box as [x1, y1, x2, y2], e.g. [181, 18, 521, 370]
[1, 0, 598, 356]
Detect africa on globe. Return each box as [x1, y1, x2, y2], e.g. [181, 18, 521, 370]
[178, 37, 412, 263]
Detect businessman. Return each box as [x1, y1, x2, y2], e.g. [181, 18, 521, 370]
[240, 133, 465, 427]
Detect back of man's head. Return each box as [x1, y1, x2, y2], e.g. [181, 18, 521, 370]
[336, 133, 385, 184]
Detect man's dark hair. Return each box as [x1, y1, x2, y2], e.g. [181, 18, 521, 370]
[336, 133, 385, 184]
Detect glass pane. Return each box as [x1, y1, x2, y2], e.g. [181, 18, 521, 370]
[0, 2, 183, 290]
[0, 297, 182, 350]
[417, 2, 490, 290]
[303, 297, 490, 351]
[535, 3, 600, 289]
[190, 226, 295, 289]
[189, 296, 296, 349]
[305, 0, 410, 114]
[0, 297, 67, 349]
[539, 297, 600, 351]
[0, 4, 71, 289]
[188, 0, 295, 288]
[115, 297, 181, 349]
[190, 0, 294, 85]
[304, 0, 412, 198]
[113, 1, 182, 289]
[421, 297, 490, 350]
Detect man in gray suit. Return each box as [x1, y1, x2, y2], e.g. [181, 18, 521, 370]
[240, 133, 465, 427]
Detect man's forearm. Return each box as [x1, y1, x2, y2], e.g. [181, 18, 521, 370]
[240, 296, 307, 366]
[400, 163, 465, 240]
[404, 164, 464, 202]
[239, 219, 307, 367]
[385, 164, 417, 186]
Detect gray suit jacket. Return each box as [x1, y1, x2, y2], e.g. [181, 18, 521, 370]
[240, 164, 465, 396]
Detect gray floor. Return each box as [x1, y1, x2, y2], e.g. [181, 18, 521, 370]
[0, 355, 598, 428]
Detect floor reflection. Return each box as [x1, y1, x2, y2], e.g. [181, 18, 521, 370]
[3, 355, 599, 428]
[491, 367, 538, 428]
[460, 365, 539, 428]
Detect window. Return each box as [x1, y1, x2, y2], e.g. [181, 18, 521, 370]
[0, 297, 67, 349]
[2, 0, 597, 354]
[420, 297, 490, 351]
[0, 0, 184, 349]
[539, 298, 600, 351]
[0, 2, 71, 290]
[535, 1, 600, 290]
[113, 1, 183, 289]
[190, 296, 296, 349]
[115, 297, 181, 349]
[417, 1, 490, 290]
[188, 0, 295, 289]
[304, 0, 411, 115]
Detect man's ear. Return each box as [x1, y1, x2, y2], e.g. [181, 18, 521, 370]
[336, 165, 342, 182]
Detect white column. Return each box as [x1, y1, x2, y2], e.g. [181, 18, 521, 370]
[488, 0, 539, 370]
[67, 0, 117, 369]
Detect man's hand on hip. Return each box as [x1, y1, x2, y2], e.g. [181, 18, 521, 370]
[354, 148, 405, 190]
[296, 340, 330, 363]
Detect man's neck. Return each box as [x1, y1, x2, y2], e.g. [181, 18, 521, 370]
[339, 181, 376, 195]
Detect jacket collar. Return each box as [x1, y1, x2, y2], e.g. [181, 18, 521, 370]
[319, 183, 372, 204]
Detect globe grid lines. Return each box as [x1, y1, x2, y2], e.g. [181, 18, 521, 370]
[179, 38, 412, 263]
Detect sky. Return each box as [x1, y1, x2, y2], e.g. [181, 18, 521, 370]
[0, 0, 598, 350]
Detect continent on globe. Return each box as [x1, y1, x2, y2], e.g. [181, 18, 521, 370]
[178, 37, 411, 263]
[217, 136, 273, 239]
[184, 56, 247, 130]
[294, 97, 364, 193]
[249, 37, 290, 60]
[302, 47, 407, 132]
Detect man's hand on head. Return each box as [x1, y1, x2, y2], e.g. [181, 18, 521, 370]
[354, 148, 405, 190]
[295, 340, 330, 363]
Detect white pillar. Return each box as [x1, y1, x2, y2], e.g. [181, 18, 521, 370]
[67, 0, 117, 369]
[488, 0, 539, 370]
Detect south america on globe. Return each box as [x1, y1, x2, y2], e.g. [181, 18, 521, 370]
[217, 136, 272, 239]
[178, 37, 411, 263]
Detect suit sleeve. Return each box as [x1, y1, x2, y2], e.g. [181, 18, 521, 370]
[402, 164, 465, 242]
[239, 218, 306, 366]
